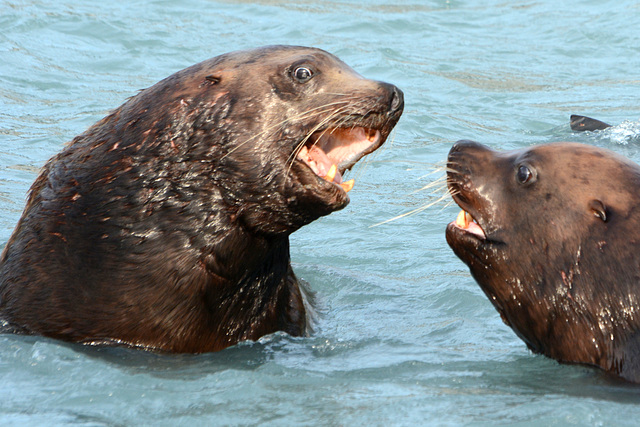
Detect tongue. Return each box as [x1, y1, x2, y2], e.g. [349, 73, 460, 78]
[297, 144, 355, 192]
[307, 145, 343, 183]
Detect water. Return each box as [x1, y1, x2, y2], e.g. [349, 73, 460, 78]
[2, 0, 640, 425]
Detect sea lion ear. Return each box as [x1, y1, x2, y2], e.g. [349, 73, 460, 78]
[200, 74, 223, 88]
[205, 75, 221, 84]
[589, 199, 608, 222]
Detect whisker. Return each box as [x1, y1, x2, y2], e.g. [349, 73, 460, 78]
[410, 176, 448, 194]
[416, 164, 448, 180]
[222, 99, 355, 160]
[369, 191, 453, 227]
[368, 163, 462, 227]
[445, 160, 462, 169]
[438, 198, 458, 212]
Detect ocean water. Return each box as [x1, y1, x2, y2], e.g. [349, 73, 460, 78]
[2, 0, 640, 425]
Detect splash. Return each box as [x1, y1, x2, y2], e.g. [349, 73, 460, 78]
[600, 120, 640, 145]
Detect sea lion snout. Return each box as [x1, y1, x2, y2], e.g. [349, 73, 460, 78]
[446, 140, 498, 211]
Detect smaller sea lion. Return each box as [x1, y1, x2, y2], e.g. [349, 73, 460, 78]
[446, 140, 640, 382]
[0, 46, 403, 353]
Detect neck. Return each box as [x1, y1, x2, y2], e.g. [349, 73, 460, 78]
[194, 231, 305, 351]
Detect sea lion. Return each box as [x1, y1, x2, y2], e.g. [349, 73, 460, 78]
[0, 45, 403, 353]
[570, 115, 611, 132]
[446, 140, 640, 383]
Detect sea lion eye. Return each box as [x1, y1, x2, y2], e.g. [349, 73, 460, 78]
[516, 165, 533, 184]
[293, 67, 314, 83]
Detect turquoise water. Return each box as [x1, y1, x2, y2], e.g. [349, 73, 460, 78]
[2, 1, 640, 425]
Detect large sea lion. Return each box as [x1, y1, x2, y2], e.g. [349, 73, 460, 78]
[0, 45, 403, 353]
[446, 140, 640, 383]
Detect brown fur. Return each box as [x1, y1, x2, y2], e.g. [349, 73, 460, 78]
[0, 46, 403, 352]
[446, 140, 640, 382]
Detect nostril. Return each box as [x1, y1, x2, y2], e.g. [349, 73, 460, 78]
[390, 86, 403, 112]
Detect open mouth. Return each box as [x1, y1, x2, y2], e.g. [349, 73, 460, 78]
[452, 209, 486, 240]
[296, 126, 382, 193]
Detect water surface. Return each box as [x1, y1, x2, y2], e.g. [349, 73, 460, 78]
[2, 1, 640, 425]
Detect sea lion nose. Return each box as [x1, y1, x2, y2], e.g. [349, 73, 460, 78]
[389, 85, 404, 113]
[378, 82, 403, 114]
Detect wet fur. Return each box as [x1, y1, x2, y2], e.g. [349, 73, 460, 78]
[446, 140, 640, 383]
[0, 46, 403, 353]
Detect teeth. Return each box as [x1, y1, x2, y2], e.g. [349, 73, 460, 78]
[323, 164, 337, 182]
[456, 210, 473, 228]
[456, 210, 468, 228]
[454, 209, 487, 239]
[340, 179, 354, 193]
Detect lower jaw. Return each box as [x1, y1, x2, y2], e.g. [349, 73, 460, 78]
[298, 160, 356, 193]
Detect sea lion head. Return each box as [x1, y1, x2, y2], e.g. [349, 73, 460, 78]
[112, 45, 403, 236]
[445, 140, 640, 381]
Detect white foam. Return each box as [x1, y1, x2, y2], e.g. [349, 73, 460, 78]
[600, 120, 640, 145]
